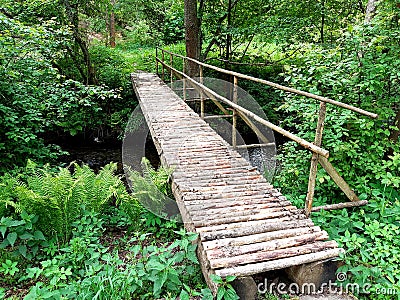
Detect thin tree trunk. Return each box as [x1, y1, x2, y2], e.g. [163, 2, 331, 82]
[63, 0, 97, 85]
[320, 0, 325, 43]
[110, 0, 116, 48]
[201, 0, 240, 60]
[364, 0, 378, 23]
[198, 0, 205, 61]
[76, 35, 98, 85]
[358, 0, 379, 64]
[184, 0, 200, 77]
[225, 0, 232, 69]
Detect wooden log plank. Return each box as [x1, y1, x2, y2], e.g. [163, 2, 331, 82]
[311, 200, 368, 212]
[207, 231, 329, 260]
[183, 195, 283, 208]
[175, 172, 264, 182]
[210, 240, 338, 269]
[180, 180, 269, 189]
[202, 226, 322, 250]
[178, 183, 274, 194]
[214, 248, 344, 277]
[193, 211, 295, 227]
[180, 189, 270, 201]
[198, 218, 313, 240]
[190, 205, 297, 221]
[187, 201, 293, 214]
[173, 168, 259, 180]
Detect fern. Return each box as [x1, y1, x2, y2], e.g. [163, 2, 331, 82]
[1, 161, 131, 243]
[0, 174, 21, 216]
[124, 158, 178, 221]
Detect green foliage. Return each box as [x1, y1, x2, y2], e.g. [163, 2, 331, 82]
[120, 158, 182, 240]
[210, 274, 240, 300]
[313, 186, 400, 299]
[254, 3, 400, 300]
[1, 161, 131, 242]
[163, 6, 185, 44]
[0, 14, 119, 171]
[124, 158, 177, 222]
[18, 210, 209, 300]
[274, 18, 400, 204]
[0, 259, 19, 277]
[0, 212, 46, 261]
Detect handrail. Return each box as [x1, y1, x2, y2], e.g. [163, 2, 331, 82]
[155, 48, 373, 216]
[156, 56, 330, 158]
[158, 48, 378, 119]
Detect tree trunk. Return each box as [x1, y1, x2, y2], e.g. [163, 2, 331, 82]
[63, 0, 98, 85]
[320, 0, 325, 43]
[364, 0, 378, 23]
[225, 0, 233, 69]
[201, 0, 240, 60]
[184, 0, 200, 77]
[358, 0, 379, 63]
[198, 0, 205, 61]
[110, 0, 116, 48]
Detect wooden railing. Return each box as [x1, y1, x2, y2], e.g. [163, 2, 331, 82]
[155, 47, 378, 216]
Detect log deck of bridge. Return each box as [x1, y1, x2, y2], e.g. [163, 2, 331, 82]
[131, 72, 343, 294]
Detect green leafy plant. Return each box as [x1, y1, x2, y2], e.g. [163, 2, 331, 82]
[2, 161, 131, 243]
[210, 274, 240, 300]
[313, 186, 400, 299]
[0, 211, 46, 261]
[0, 259, 19, 276]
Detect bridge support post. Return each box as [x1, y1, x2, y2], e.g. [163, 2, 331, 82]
[305, 101, 327, 216]
[200, 65, 204, 118]
[231, 276, 258, 300]
[285, 258, 342, 292]
[170, 53, 173, 86]
[161, 50, 165, 81]
[183, 58, 186, 101]
[156, 48, 159, 76]
[232, 76, 238, 148]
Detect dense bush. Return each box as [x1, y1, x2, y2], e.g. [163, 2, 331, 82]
[271, 10, 400, 299]
[0, 15, 119, 172]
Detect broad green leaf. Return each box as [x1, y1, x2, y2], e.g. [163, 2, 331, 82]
[7, 232, 17, 247]
[179, 289, 190, 300]
[33, 231, 45, 240]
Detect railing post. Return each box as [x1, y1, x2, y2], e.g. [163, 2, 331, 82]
[170, 53, 173, 86]
[305, 101, 327, 216]
[156, 47, 159, 76]
[200, 65, 204, 118]
[161, 50, 165, 81]
[232, 76, 238, 148]
[183, 58, 186, 101]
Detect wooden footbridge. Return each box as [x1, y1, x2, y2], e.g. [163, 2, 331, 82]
[131, 49, 377, 296]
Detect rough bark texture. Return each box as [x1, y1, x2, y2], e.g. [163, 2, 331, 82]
[184, 0, 200, 77]
[364, 0, 378, 23]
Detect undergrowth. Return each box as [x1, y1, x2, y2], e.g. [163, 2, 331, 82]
[0, 161, 239, 299]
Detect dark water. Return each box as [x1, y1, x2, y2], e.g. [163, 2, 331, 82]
[58, 135, 161, 173]
[58, 135, 275, 183]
